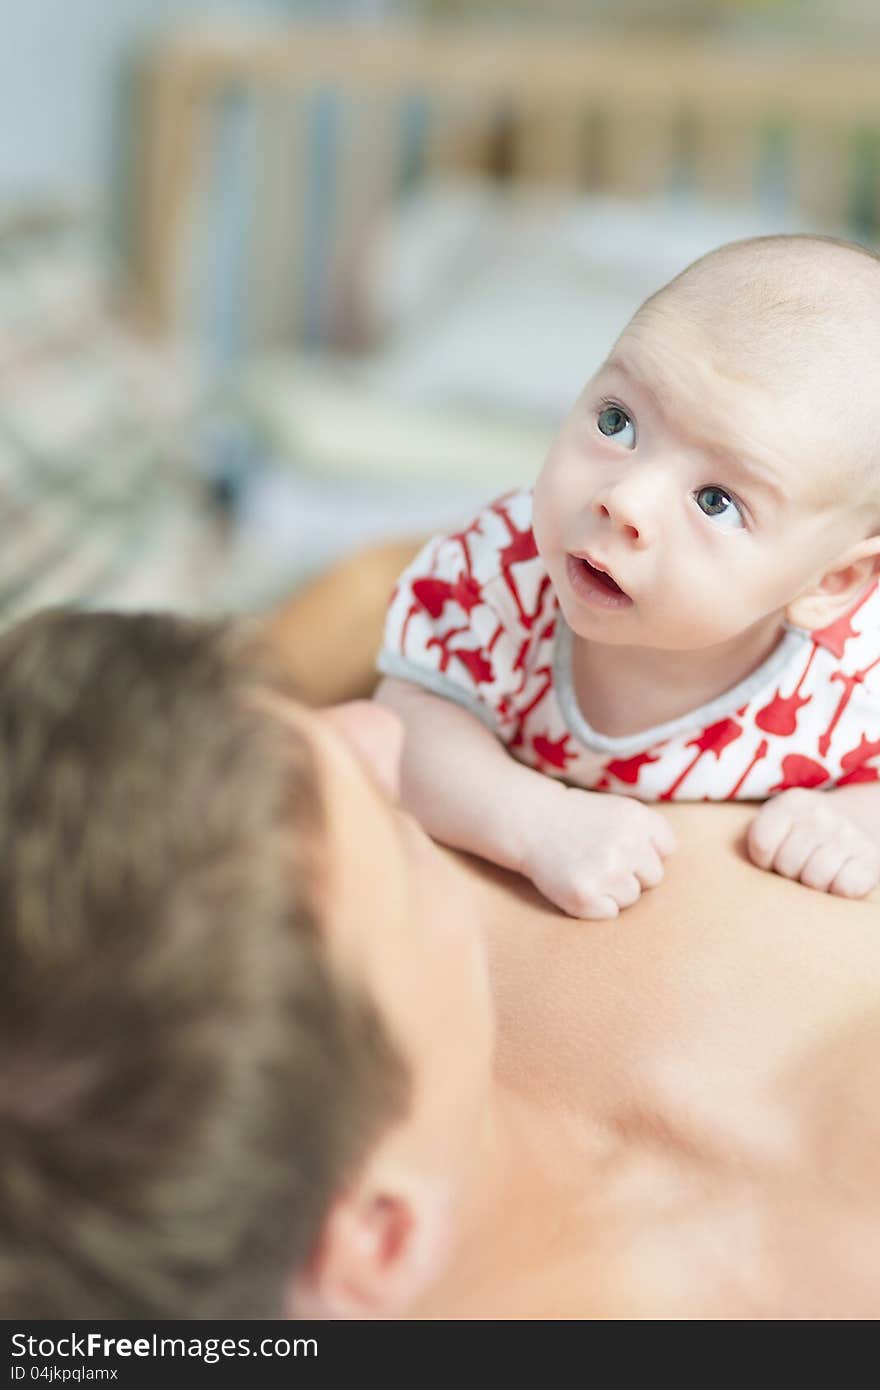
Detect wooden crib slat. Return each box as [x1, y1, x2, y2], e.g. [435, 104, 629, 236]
[325, 94, 403, 348]
[788, 120, 850, 233]
[131, 23, 880, 341]
[591, 104, 683, 199]
[133, 53, 207, 334]
[245, 92, 309, 352]
[511, 104, 589, 188]
[421, 96, 511, 182]
[692, 113, 761, 205]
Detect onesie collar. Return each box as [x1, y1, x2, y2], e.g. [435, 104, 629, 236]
[553, 615, 812, 761]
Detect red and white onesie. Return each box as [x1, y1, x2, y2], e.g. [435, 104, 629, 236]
[377, 489, 880, 802]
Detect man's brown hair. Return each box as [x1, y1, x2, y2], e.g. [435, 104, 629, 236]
[0, 609, 408, 1318]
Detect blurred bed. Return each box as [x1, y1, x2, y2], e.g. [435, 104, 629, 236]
[5, 21, 880, 629]
[0, 207, 235, 626]
[123, 22, 880, 568]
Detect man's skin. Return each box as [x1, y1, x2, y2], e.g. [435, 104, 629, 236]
[270, 548, 880, 1318]
[407, 802, 880, 1318]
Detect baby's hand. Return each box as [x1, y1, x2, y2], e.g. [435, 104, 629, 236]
[747, 788, 880, 898]
[521, 786, 677, 920]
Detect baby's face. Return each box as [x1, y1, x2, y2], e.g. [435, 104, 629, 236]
[533, 302, 860, 651]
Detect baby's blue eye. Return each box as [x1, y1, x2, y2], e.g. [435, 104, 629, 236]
[597, 404, 636, 449]
[694, 485, 745, 529]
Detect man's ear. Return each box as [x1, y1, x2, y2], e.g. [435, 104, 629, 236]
[285, 1172, 448, 1319]
[786, 537, 880, 632]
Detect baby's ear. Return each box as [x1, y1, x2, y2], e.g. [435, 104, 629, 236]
[786, 536, 880, 631]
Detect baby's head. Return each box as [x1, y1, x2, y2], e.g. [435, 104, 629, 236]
[534, 234, 880, 651]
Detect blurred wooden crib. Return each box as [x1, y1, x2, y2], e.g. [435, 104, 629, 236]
[130, 20, 880, 358]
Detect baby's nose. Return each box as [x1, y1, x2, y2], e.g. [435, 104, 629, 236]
[594, 498, 640, 543]
[592, 478, 652, 544]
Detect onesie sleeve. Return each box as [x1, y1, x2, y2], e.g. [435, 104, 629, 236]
[376, 491, 538, 736]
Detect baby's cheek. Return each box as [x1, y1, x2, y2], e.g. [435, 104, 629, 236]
[656, 574, 738, 645]
[531, 475, 559, 555]
[547, 466, 593, 549]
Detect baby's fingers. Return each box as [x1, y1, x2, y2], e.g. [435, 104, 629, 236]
[830, 853, 880, 899]
[605, 870, 642, 911]
[633, 845, 665, 891]
[773, 826, 825, 881]
[561, 870, 639, 920]
[647, 813, 677, 859]
[747, 802, 793, 870]
[550, 874, 621, 920]
[799, 840, 851, 893]
[571, 892, 620, 921]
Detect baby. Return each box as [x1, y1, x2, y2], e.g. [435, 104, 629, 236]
[376, 234, 880, 919]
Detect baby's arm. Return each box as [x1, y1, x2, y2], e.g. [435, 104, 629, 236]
[747, 784, 880, 898]
[375, 676, 676, 919]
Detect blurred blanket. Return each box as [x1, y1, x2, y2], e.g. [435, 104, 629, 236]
[0, 208, 231, 625]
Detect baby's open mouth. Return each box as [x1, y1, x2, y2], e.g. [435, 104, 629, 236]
[565, 553, 633, 609]
[581, 559, 625, 595]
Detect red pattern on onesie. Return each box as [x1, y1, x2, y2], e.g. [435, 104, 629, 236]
[377, 490, 880, 802]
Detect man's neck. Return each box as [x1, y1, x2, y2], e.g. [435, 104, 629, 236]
[409, 1085, 619, 1317]
[570, 614, 788, 739]
[411, 1076, 774, 1319]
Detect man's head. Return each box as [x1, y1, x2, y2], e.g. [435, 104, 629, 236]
[0, 610, 417, 1318]
[0, 609, 494, 1318]
[534, 234, 880, 651]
